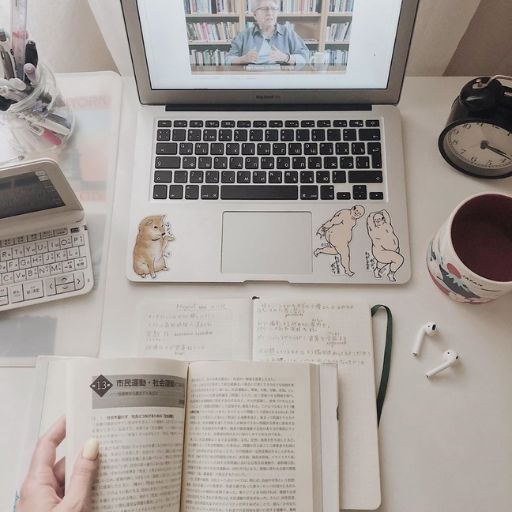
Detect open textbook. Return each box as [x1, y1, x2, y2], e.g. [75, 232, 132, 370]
[137, 298, 381, 510]
[19, 357, 338, 512]
[19, 298, 380, 511]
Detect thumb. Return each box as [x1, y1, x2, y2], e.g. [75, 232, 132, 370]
[60, 439, 99, 511]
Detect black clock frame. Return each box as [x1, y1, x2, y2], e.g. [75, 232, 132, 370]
[438, 77, 512, 179]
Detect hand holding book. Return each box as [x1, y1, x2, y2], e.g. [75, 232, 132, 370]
[62, 357, 338, 512]
[17, 416, 99, 512]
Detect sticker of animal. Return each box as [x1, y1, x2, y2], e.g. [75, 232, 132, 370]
[132, 215, 175, 278]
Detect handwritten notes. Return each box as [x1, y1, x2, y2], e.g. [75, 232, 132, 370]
[252, 299, 379, 510]
[253, 300, 372, 367]
[139, 299, 252, 360]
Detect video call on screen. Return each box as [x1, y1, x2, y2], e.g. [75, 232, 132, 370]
[140, 0, 402, 90]
[0, 171, 65, 220]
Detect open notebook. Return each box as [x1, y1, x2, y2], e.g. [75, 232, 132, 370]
[18, 298, 381, 510]
[138, 297, 381, 510]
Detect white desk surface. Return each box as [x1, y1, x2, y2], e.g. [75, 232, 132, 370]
[1, 76, 512, 512]
[0, 71, 122, 362]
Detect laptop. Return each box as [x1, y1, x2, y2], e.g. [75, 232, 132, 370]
[121, 0, 419, 284]
[0, 159, 94, 311]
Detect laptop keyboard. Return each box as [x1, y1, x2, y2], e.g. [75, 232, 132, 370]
[152, 118, 384, 201]
[0, 226, 91, 309]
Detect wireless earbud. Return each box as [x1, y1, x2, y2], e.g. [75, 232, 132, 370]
[425, 350, 459, 378]
[412, 322, 437, 356]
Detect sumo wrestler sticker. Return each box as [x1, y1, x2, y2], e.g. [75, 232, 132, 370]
[133, 215, 175, 278]
[366, 210, 404, 282]
[314, 205, 365, 276]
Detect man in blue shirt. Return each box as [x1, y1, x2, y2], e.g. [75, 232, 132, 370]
[226, 0, 310, 65]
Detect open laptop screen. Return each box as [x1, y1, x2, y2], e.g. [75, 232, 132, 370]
[0, 170, 65, 220]
[138, 0, 404, 91]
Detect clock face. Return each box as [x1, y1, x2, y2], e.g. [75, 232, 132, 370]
[443, 122, 512, 177]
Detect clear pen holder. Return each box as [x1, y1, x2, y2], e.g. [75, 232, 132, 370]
[2, 64, 74, 154]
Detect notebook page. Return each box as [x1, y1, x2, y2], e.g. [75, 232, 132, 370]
[138, 298, 252, 361]
[252, 299, 381, 510]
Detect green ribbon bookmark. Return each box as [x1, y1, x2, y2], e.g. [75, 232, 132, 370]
[371, 304, 393, 425]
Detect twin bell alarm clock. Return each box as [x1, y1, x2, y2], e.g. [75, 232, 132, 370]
[438, 75, 512, 179]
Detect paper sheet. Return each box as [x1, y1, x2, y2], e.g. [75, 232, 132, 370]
[252, 299, 381, 510]
[139, 298, 252, 361]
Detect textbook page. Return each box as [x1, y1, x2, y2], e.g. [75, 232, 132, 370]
[252, 299, 381, 510]
[138, 298, 252, 360]
[181, 361, 321, 512]
[66, 358, 189, 512]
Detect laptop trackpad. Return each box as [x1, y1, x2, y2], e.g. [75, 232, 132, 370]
[222, 211, 312, 275]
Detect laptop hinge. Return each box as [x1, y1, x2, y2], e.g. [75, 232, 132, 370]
[164, 104, 372, 112]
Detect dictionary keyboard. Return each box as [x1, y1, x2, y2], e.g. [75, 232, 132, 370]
[0, 225, 94, 311]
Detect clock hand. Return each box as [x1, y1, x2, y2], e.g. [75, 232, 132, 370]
[480, 140, 512, 160]
[487, 146, 512, 160]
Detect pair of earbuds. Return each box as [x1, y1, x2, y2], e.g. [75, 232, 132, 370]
[412, 323, 460, 378]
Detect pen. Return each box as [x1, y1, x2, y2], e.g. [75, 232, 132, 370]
[23, 62, 38, 85]
[24, 40, 37, 66]
[11, 0, 28, 78]
[27, 124, 63, 145]
[23, 40, 37, 83]
[0, 29, 16, 79]
[17, 112, 71, 136]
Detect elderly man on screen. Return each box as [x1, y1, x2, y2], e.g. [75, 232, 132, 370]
[226, 0, 310, 65]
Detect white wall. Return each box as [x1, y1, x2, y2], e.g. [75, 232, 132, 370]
[406, 0, 481, 76]
[0, 0, 116, 73]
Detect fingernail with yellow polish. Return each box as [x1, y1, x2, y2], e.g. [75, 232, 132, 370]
[82, 438, 100, 460]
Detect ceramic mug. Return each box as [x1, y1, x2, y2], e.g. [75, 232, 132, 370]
[427, 192, 512, 303]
